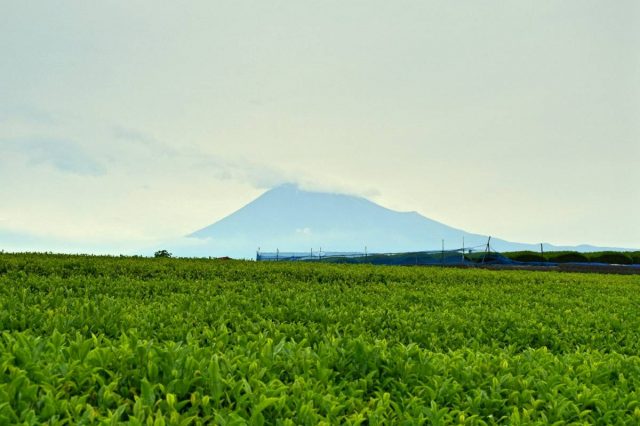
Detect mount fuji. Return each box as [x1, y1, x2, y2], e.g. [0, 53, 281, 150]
[180, 183, 622, 258]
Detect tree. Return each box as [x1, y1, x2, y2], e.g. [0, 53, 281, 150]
[154, 249, 172, 258]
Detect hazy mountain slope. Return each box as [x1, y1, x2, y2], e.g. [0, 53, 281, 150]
[185, 184, 625, 257]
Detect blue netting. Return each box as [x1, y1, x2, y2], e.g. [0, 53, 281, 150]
[256, 247, 530, 266]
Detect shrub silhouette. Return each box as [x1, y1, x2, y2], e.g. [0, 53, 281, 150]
[508, 251, 545, 262]
[588, 252, 632, 265]
[154, 250, 172, 258]
[547, 252, 589, 263]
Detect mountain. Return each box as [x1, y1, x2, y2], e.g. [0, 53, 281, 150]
[184, 183, 627, 258]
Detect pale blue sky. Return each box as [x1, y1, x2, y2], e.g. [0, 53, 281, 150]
[1, 1, 638, 250]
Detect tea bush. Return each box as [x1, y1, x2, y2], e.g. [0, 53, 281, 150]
[0, 253, 639, 424]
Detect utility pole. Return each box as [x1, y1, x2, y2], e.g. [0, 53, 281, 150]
[462, 236, 465, 264]
[276, 248, 279, 261]
[540, 243, 544, 262]
[481, 236, 491, 264]
[441, 239, 445, 266]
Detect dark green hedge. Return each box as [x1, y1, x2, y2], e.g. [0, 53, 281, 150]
[547, 252, 590, 263]
[506, 251, 546, 262]
[503, 250, 639, 265]
[588, 252, 633, 265]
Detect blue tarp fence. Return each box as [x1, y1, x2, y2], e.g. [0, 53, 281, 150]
[255, 246, 547, 266]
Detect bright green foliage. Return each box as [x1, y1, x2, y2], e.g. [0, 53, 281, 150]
[0, 253, 639, 424]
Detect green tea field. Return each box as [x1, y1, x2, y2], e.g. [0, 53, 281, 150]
[1, 253, 639, 424]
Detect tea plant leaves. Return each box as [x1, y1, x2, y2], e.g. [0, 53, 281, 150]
[0, 253, 639, 423]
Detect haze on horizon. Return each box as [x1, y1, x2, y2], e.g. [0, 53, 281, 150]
[1, 1, 638, 253]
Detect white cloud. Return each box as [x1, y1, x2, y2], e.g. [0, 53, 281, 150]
[296, 227, 312, 235]
[1, 138, 106, 176]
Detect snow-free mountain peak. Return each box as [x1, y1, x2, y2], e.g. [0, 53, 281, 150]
[185, 184, 625, 258]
